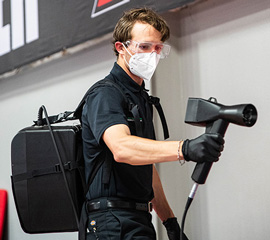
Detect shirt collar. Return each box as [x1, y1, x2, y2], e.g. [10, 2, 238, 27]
[110, 62, 147, 93]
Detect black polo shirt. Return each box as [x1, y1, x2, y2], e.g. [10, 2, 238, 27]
[82, 62, 155, 202]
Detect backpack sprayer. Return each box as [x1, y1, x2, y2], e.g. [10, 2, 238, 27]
[180, 97, 257, 240]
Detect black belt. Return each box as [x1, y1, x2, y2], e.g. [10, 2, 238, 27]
[86, 199, 152, 213]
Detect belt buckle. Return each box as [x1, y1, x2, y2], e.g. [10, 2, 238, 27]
[148, 202, 153, 212]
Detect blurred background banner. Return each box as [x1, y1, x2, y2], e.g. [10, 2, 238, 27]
[0, 0, 194, 75]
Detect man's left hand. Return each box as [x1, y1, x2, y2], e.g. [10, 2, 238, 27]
[163, 217, 189, 240]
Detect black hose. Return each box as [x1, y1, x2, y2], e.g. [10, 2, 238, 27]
[41, 105, 80, 228]
[181, 197, 193, 240]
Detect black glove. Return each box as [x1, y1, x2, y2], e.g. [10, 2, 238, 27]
[163, 217, 189, 240]
[182, 133, 225, 163]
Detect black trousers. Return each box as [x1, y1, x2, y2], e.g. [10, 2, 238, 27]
[86, 209, 156, 240]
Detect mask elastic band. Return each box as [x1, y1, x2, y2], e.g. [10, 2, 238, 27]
[122, 43, 132, 66]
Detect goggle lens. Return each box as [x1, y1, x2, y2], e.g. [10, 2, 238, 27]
[125, 40, 171, 59]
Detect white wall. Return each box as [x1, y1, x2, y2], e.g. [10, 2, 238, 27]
[1, 0, 270, 239]
[155, 0, 270, 239]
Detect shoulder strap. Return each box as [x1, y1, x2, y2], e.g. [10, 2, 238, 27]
[149, 96, 169, 140]
[73, 78, 144, 137]
[74, 78, 169, 139]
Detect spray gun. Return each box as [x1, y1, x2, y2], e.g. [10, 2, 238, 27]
[180, 97, 257, 240]
[185, 97, 257, 184]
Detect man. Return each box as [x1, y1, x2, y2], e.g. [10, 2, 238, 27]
[80, 7, 224, 240]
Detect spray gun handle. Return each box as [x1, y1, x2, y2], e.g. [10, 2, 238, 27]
[191, 119, 229, 184]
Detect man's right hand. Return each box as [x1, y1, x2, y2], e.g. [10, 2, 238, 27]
[182, 133, 225, 163]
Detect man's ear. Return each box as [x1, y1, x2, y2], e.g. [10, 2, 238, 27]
[115, 42, 125, 55]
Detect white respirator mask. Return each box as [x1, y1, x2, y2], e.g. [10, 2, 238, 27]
[123, 43, 161, 81]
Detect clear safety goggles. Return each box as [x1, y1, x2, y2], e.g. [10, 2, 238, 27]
[124, 40, 171, 59]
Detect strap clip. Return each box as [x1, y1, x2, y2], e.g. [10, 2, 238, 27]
[148, 96, 160, 106]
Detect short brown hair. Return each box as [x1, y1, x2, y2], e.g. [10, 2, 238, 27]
[112, 7, 170, 56]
